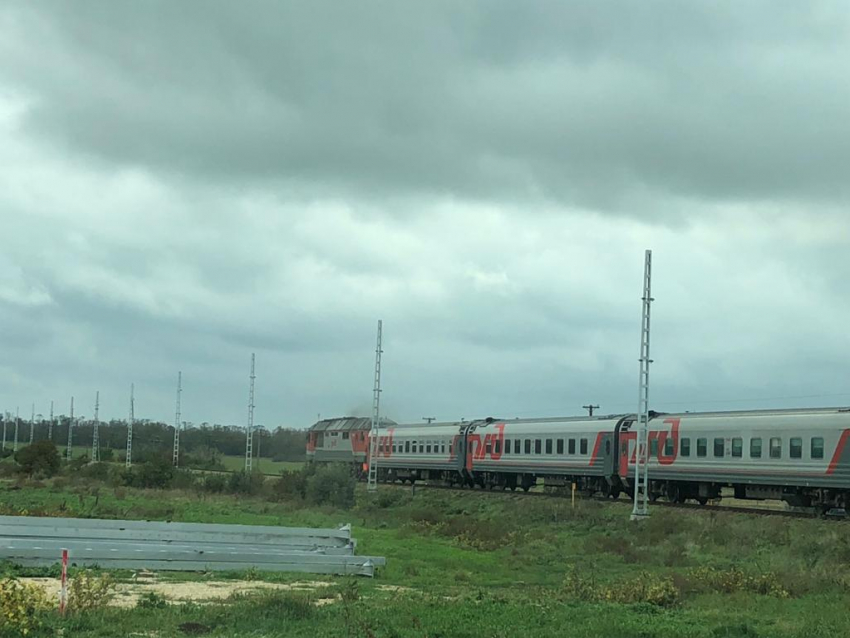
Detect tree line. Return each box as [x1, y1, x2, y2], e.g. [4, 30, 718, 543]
[0, 416, 307, 463]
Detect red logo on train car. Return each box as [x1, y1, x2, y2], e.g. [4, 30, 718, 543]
[619, 418, 680, 475]
[466, 423, 505, 471]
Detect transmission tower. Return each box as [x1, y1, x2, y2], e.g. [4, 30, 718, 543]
[66, 398, 74, 462]
[13, 407, 19, 452]
[48, 401, 54, 440]
[126, 384, 134, 468]
[245, 354, 256, 472]
[631, 249, 654, 521]
[92, 391, 100, 462]
[1, 412, 6, 451]
[29, 404, 34, 444]
[172, 372, 182, 467]
[367, 320, 383, 492]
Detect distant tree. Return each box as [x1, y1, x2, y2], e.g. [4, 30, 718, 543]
[15, 440, 61, 477]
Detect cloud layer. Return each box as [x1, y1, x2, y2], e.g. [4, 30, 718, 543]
[1, 2, 848, 426]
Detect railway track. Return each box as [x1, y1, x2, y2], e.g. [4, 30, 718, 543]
[371, 480, 846, 520]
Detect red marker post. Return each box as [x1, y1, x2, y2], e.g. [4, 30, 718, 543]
[59, 549, 68, 615]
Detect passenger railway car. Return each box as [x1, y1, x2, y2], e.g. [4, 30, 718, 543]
[307, 407, 850, 511]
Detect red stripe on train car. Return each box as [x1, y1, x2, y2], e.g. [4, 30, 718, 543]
[826, 429, 850, 475]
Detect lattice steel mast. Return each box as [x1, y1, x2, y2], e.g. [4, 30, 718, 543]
[92, 391, 100, 462]
[66, 398, 74, 461]
[1, 412, 6, 451]
[13, 407, 19, 452]
[29, 404, 34, 444]
[245, 354, 256, 472]
[173, 371, 182, 467]
[126, 384, 134, 468]
[631, 249, 654, 521]
[48, 401, 54, 440]
[367, 320, 383, 492]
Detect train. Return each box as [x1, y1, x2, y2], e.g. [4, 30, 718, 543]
[306, 407, 850, 511]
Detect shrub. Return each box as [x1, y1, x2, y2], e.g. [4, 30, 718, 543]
[67, 572, 116, 613]
[227, 470, 266, 495]
[199, 473, 228, 493]
[132, 456, 175, 489]
[98, 447, 115, 462]
[0, 578, 52, 636]
[79, 462, 111, 481]
[136, 591, 168, 609]
[14, 440, 61, 477]
[685, 566, 789, 598]
[304, 464, 356, 509]
[272, 469, 309, 501]
[562, 568, 679, 607]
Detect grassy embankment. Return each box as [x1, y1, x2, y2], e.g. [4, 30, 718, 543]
[1, 478, 849, 637]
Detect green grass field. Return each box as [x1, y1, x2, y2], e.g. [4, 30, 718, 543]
[219, 455, 304, 474]
[1, 475, 849, 637]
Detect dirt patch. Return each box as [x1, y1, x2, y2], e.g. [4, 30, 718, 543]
[21, 575, 333, 608]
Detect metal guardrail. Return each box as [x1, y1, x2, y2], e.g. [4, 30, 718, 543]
[0, 515, 384, 576]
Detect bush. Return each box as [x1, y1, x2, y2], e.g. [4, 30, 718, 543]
[685, 566, 789, 598]
[98, 447, 115, 462]
[0, 578, 52, 635]
[136, 591, 168, 609]
[68, 572, 115, 613]
[272, 469, 309, 501]
[227, 470, 266, 495]
[304, 464, 356, 509]
[79, 462, 111, 481]
[199, 473, 228, 493]
[131, 456, 175, 489]
[562, 568, 680, 607]
[14, 440, 61, 477]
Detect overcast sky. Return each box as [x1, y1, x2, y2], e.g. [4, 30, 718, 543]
[1, 2, 848, 428]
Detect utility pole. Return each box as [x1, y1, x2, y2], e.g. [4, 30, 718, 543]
[66, 398, 74, 462]
[126, 384, 134, 468]
[13, 407, 19, 452]
[29, 404, 34, 444]
[245, 354, 256, 473]
[92, 391, 100, 462]
[1, 412, 6, 450]
[367, 320, 383, 492]
[582, 404, 599, 417]
[48, 401, 54, 440]
[172, 371, 182, 467]
[631, 249, 654, 521]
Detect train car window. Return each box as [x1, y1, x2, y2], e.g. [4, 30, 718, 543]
[426, 442, 432, 453]
[714, 438, 724, 457]
[441, 441, 446, 454]
[504, 439, 510, 454]
[750, 438, 762, 458]
[412, 441, 417, 453]
[535, 439, 542, 454]
[732, 438, 742, 457]
[545, 439, 553, 454]
[568, 439, 576, 454]
[769, 437, 782, 459]
[681, 438, 690, 456]
[790, 437, 802, 459]
[485, 440, 492, 455]
[494, 440, 501, 455]
[524, 439, 531, 454]
[811, 437, 824, 459]
[515, 439, 521, 454]
[650, 439, 658, 456]
[697, 438, 707, 457]
[664, 437, 673, 456]
[580, 438, 588, 455]
[557, 439, 564, 454]
[343, 432, 349, 440]
[405, 441, 411, 453]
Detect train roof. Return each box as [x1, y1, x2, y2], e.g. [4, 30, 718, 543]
[308, 416, 396, 432]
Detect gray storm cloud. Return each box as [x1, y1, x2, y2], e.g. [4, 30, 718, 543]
[0, 2, 848, 427]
